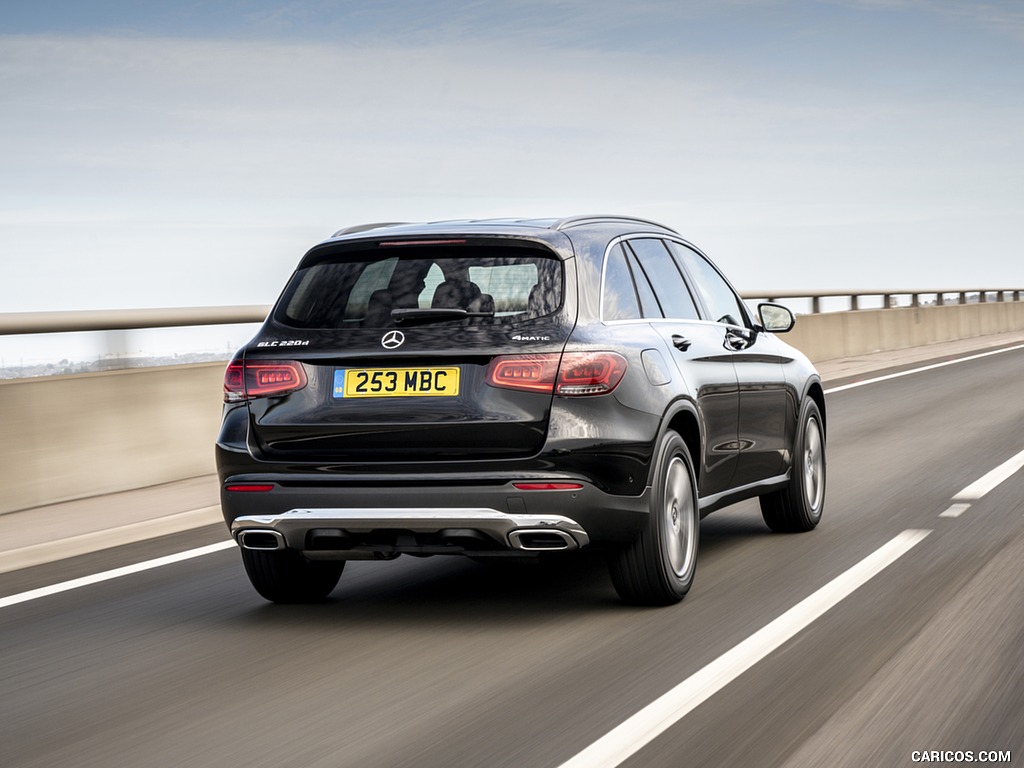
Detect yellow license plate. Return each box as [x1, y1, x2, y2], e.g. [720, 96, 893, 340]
[335, 367, 461, 398]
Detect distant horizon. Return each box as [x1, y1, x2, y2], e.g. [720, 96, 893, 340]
[3, 288, 1013, 372]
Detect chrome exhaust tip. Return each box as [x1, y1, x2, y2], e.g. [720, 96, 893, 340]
[509, 529, 578, 551]
[237, 530, 286, 551]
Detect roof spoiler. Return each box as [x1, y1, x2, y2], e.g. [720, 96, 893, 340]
[331, 222, 409, 237]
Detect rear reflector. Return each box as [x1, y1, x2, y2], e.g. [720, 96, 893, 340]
[224, 359, 308, 402]
[225, 484, 275, 492]
[512, 482, 584, 491]
[486, 352, 627, 396]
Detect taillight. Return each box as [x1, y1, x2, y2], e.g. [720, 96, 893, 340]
[556, 352, 627, 395]
[223, 359, 308, 402]
[485, 355, 560, 394]
[486, 352, 627, 396]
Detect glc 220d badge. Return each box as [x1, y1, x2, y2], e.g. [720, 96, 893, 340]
[255, 340, 310, 348]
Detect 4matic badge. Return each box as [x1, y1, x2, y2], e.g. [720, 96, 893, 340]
[510, 334, 551, 342]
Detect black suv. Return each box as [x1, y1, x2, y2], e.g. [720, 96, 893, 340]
[217, 216, 825, 606]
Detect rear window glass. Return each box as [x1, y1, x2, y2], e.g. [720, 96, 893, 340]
[276, 246, 564, 329]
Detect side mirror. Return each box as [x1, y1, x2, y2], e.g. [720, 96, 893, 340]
[758, 302, 795, 333]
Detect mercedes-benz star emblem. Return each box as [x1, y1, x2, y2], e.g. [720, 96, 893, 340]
[381, 330, 405, 350]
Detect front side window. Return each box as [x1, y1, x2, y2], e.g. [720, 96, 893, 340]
[277, 246, 563, 329]
[667, 242, 747, 327]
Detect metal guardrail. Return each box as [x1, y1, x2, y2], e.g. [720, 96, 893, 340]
[0, 291, 1022, 336]
[0, 305, 271, 336]
[746, 290, 1024, 314]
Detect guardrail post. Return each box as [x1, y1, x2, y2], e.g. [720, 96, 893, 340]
[811, 296, 821, 314]
[851, 294, 860, 310]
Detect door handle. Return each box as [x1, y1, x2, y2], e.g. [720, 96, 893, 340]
[672, 335, 692, 351]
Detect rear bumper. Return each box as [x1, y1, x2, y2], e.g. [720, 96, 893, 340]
[220, 474, 649, 554]
[232, 507, 591, 557]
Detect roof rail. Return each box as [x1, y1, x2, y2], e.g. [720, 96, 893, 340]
[331, 222, 410, 237]
[551, 215, 678, 234]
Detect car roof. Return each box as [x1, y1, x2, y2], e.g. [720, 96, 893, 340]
[326, 215, 678, 240]
[296, 215, 683, 272]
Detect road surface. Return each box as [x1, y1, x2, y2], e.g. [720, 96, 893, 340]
[2, 343, 1022, 767]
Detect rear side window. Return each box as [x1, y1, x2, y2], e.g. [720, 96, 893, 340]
[602, 244, 642, 321]
[625, 246, 664, 319]
[277, 246, 563, 329]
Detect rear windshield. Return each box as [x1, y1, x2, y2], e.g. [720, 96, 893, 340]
[276, 245, 564, 329]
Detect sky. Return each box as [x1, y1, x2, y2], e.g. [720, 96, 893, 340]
[1, 0, 1023, 360]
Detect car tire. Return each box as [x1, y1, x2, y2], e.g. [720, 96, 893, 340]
[760, 398, 825, 533]
[609, 430, 699, 606]
[240, 548, 344, 603]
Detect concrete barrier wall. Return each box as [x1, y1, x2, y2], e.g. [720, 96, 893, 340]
[783, 301, 1024, 362]
[3, 300, 1023, 515]
[1, 363, 225, 515]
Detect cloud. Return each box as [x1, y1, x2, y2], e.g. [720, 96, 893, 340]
[2, 35, 722, 202]
[1, 8, 1022, 313]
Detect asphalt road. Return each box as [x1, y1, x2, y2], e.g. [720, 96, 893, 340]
[2, 345, 1023, 768]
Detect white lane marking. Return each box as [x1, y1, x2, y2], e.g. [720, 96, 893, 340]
[953, 448, 1024, 501]
[558, 529, 932, 768]
[824, 343, 1024, 394]
[0, 540, 235, 610]
[939, 503, 972, 519]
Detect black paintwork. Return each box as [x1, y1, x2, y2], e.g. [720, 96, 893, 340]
[216, 215, 823, 549]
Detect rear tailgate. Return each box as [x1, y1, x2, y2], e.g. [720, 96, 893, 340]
[240, 240, 575, 463]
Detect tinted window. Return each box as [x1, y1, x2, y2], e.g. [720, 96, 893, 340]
[278, 247, 563, 328]
[668, 242, 747, 326]
[602, 244, 642, 321]
[624, 247, 662, 318]
[626, 239, 700, 320]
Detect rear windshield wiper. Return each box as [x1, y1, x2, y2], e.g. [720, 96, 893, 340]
[390, 308, 495, 325]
